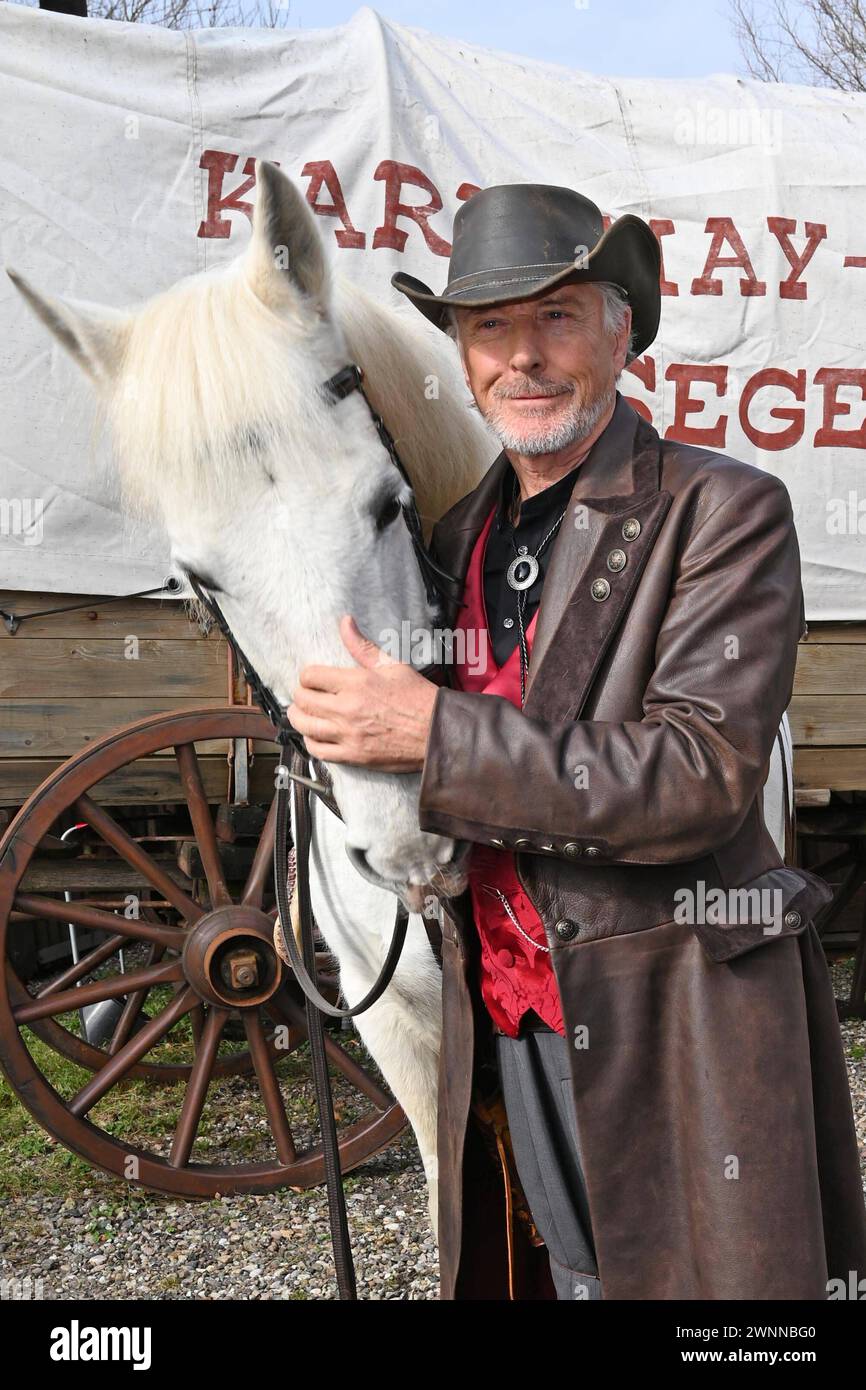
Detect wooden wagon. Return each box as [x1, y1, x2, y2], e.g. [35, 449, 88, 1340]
[2, 586, 864, 1201]
[790, 620, 866, 1018]
[0, 585, 407, 1198]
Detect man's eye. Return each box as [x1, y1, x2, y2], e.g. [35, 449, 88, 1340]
[376, 495, 403, 531]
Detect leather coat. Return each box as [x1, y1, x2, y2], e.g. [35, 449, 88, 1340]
[418, 390, 866, 1300]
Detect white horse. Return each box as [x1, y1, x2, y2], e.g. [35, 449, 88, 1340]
[8, 159, 794, 1235]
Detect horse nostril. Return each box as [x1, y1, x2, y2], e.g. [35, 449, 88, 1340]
[347, 844, 389, 889]
[347, 845, 371, 873]
[447, 838, 470, 868]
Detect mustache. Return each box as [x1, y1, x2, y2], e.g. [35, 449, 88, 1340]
[493, 379, 575, 399]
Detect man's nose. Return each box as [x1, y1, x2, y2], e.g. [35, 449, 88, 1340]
[507, 332, 545, 375]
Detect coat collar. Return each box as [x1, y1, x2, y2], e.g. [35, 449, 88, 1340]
[433, 390, 673, 719]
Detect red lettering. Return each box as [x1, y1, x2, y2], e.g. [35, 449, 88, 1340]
[814, 369, 866, 448]
[623, 356, 656, 422]
[766, 218, 826, 300]
[198, 152, 260, 239]
[372, 162, 451, 255]
[302, 161, 365, 248]
[649, 219, 678, 296]
[665, 364, 728, 445]
[691, 217, 766, 296]
[739, 369, 806, 450]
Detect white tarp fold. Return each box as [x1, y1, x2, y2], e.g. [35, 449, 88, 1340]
[1, 4, 864, 613]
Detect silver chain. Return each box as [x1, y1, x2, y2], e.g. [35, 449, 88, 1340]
[508, 483, 569, 705]
[480, 883, 551, 953]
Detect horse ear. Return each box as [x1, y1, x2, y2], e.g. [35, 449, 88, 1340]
[6, 268, 131, 386]
[245, 159, 329, 314]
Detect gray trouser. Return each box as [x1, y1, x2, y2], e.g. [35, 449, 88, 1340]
[493, 1023, 603, 1301]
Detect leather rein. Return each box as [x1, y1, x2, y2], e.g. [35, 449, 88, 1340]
[184, 360, 462, 1299]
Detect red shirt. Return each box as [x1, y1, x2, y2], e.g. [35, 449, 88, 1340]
[451, 504, 565, 1039]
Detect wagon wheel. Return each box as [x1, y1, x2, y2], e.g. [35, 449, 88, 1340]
[0, 707, 407, 1196]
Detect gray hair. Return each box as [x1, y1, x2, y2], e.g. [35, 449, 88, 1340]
[444, 281, 636, 360]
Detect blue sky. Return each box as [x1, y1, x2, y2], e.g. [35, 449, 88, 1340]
[279, 0, 765, 80]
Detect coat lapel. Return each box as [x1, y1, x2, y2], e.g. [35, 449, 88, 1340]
[431, 392, 672, 721]
[522, 395, 672, 719]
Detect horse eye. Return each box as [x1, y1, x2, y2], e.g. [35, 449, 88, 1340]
[375, 495, 403, 531]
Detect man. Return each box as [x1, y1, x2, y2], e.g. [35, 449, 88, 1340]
[287, 183, 866, 1300]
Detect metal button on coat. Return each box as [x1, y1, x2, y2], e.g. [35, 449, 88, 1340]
[591, 578, 610, 601]
[622, 517, 641, 540]
[562, 841, 583, 858]
[607, 548, 627, 572]
[584, 846, 602, 858]
[554, 918, 579, 941]
[784, 910, 802, 928]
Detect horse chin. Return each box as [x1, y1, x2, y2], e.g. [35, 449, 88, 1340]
[346, 842, 471, 911]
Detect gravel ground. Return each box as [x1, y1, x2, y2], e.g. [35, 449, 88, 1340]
[1, 957, 863, 1302]
[0, 1130, 437, 1301]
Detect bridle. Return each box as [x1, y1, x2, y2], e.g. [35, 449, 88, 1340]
[184, 361, 464, 1299]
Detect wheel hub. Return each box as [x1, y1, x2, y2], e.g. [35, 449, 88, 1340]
[182, 905, 283, 1008]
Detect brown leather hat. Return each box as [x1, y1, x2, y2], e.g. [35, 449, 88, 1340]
[391, 182, 660, 360]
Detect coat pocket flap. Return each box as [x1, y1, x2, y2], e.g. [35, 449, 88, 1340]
[691, 866, 833, 963]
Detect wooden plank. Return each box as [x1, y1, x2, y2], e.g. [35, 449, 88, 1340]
[788, 696, 866, 746]
[20, 858, 194, 892]
[0, 698, 249, 757]
[793, 747, 866, 791]
[0, 639, 227, 699]
[0, 756, 278, 806]
[0, 592, 215, 640]
[793, 644, 866, 695]
[794, 789, 832, 808]
[799, 622, 866, 644]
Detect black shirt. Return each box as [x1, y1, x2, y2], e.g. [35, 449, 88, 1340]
[483, 456, 584, 668]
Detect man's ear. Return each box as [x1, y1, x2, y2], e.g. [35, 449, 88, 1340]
[244, 158, 330, 316]
[7, 268, 131, 386]
[614, 302, 633, 375]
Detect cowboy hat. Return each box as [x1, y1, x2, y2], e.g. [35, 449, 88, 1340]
[391, 182, 660, 360]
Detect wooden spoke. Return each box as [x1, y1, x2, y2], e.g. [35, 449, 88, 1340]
[14, 893, 184, 950]
[175, 743, 232, 909]
[75, 793, 203, 923]
[107, 942, 164, 1056]
[241, 795, 277, 908]
[272, 992, 392, 1110]
[14, 957, 186, 1025]
[69, 985, 197, 1116]
[0, 705, 408, 1196]
[36, 932, 127, 997]
[243, 1008, 296, 1166]
[169, 1006, 229, 1167]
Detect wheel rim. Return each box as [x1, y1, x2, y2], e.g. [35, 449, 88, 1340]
[0, 708, 406, 1196]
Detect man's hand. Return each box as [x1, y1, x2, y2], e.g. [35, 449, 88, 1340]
[286, 615, 439, 772]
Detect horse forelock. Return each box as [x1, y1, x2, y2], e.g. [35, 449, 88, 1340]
[105, 259, 491, 529]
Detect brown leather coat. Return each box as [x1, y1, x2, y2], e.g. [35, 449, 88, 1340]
[418, 390, 866, 1300]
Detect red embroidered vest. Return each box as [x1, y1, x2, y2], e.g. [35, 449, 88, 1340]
[451, 505, 565, 1038]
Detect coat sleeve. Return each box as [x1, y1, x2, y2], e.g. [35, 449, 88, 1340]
[417, 471, 805, 865]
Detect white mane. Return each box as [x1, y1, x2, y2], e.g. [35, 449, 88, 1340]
[104, 258, 493, 537]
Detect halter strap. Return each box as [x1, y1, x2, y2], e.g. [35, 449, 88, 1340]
[185, 360, 463, 812]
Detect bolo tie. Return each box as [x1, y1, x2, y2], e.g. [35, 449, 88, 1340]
[504, 472, 570, 705]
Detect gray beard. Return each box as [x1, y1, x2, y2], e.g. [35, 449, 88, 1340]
[483, 383, 615, 457]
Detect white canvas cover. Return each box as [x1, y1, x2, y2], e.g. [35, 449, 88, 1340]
[1, 4, 864, 613]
